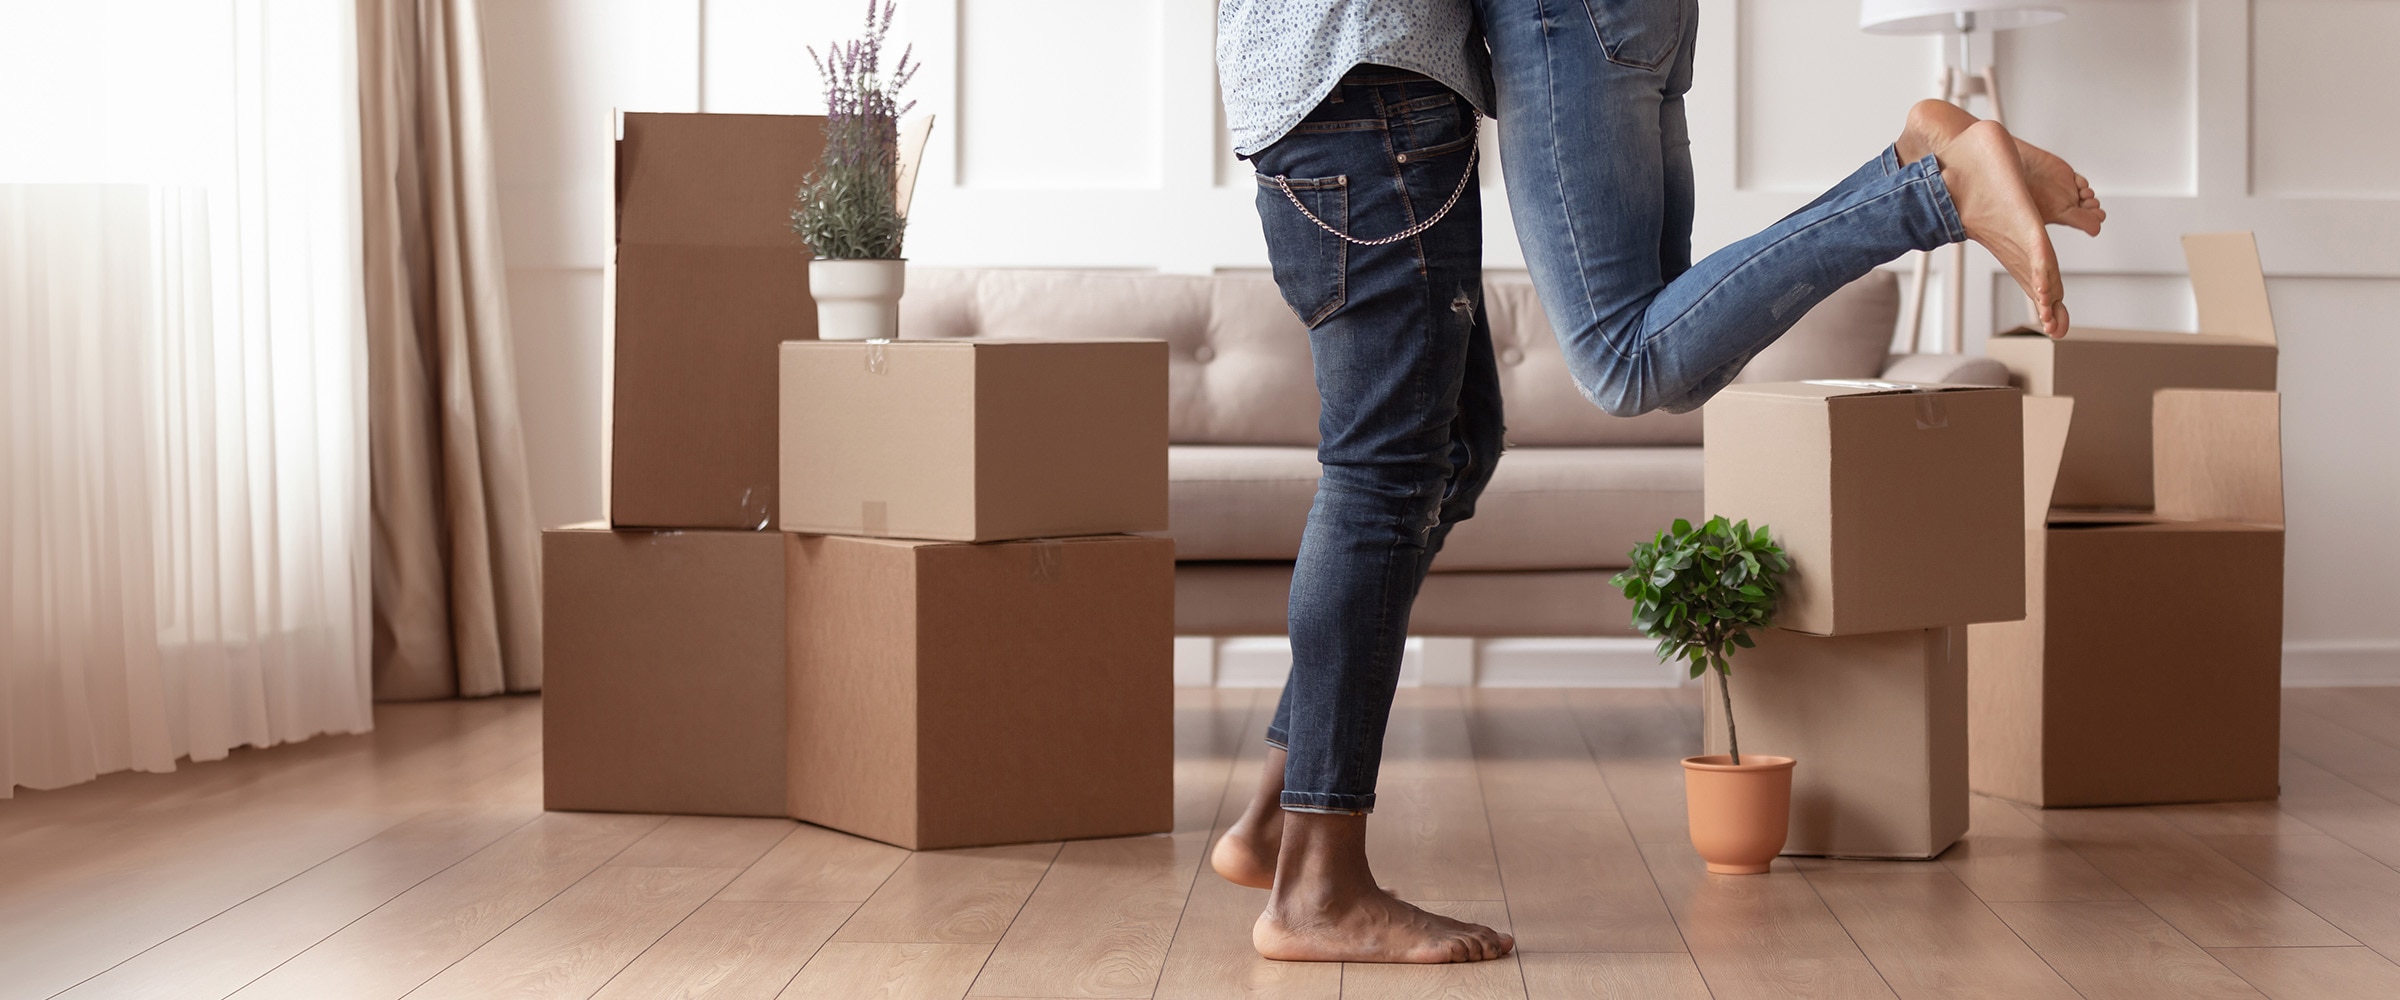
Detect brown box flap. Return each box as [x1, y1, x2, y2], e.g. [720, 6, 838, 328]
[2154, 389, 2283, 526]
[617, 112, 826, 248]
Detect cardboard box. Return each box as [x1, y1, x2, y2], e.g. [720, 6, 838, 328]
[1986, 232, 2278, 510]
[786, 532, 1175, 849]
[1969, 391, 2284, 807]
[606, 112, 824, 529]
[779, 340, 1171, 542]
[1703, 380, 2024, 635]
[1703, 627, 1968, 859]
[542, 524, 787, 817]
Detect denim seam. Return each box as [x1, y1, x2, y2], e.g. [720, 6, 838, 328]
[1536, 0, 1616, 368]
[1637, 166, 1956, 351]
[1366, 85, 1433, 280]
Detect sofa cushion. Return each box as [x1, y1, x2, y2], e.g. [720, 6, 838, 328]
[1734, 268, 1903, 385]
[1484, 280, 1705, 447]
[1169, 444, 1702, 571]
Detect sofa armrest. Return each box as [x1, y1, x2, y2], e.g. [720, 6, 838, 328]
[1880, 352, 2011, 387]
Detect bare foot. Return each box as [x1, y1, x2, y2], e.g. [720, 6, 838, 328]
[1899, 99, 2105, 237]
[1255, 888, 1514, 963]
[1941, 121, 2068, 337]
[1210, 813, 1281, 890]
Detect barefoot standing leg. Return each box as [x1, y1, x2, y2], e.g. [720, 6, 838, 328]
[1211, 746, 1288, 890]
[1254, 812, 1515, 963]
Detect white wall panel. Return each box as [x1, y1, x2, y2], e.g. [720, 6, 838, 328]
[1997, 0, 2196, 197]
[1736, 0, 1932, 192]
[1991, 271, 2195, 334]
[2252, 0, 2400, 198]
[2269, 277, 2400, 650]
[956, 0, 1162, 189]
[701, 0, 911, 115]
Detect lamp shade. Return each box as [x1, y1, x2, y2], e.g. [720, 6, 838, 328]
[1860, 0, 2065, 34]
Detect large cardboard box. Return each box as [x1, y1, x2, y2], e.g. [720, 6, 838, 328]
[1703, 627, 1967, 859]
[606, 112, 824, 530]
[1987, 232, 2278, 510]
[786, 532, 1175, 849]
[779, 340, 1170, 542]
[1969, 391, 2284, 807]
[1703, 380, 2024, 635]
[542, 524, 787, 816]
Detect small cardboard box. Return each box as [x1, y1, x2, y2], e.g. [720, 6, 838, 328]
[542, 524, 787, 817]
[1703, 627, 1968, 859]
[1703, 380, 2024, 636]
[786, 532, 1175, 849]
[779, 340, 1170, 542]
[1987, 232, 2278, 510]
[1969, 391, 2285, 807]
[606, 112, 824, 530]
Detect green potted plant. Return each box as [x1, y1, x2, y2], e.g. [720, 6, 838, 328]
[1613, 516, 1795, 875]
[792, 1, 917, 341]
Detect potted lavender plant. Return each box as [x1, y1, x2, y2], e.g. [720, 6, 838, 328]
[793, 2, 918, 341]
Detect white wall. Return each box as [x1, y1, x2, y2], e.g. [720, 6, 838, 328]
[487, 0, 2400, 682]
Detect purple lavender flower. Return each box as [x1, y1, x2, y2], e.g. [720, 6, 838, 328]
[793, 1, 919, 259]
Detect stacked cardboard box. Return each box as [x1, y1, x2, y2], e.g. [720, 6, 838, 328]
[1970, 236, 2284, 806]
[544, 113, 828, 817]
[1701, 380, 2027, 859]
[777, 338, 1176, 849]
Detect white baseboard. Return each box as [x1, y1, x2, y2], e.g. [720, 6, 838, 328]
[1475, 638, 1687, 688]
[2282, 642, 2400, 687]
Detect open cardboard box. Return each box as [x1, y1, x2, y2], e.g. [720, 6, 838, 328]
[1704, 379, 2024, 636]
[1968, 390, 2285, 807]
[604, 112, 931, 530]
[1987, 233, 2278, 510]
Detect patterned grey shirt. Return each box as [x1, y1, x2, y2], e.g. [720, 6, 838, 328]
[1217, 0, 1494, 157]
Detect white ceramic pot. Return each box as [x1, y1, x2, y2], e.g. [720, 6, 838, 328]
[809, 258, 906, 341]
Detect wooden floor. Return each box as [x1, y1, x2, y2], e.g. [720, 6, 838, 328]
[7, 687, 2400, 999]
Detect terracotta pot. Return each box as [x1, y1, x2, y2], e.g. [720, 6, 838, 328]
[810, 258, 906, 341]
[1681, 754, 1796, 875]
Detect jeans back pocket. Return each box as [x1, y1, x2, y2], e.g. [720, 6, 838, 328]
[1580, 0, 1685, 71]
[1254, 174, 1349, 328]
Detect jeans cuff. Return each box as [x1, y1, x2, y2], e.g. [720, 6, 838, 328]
[1281, 790, 1375, 815]
[1879, 143, 1902, 176]
[1263, 726, 1290, 751]
[1908, 152, 1968, 246]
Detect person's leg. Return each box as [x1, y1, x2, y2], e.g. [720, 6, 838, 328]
[1477, 0, 2080, 417]
[1226, 66, 1511, 963]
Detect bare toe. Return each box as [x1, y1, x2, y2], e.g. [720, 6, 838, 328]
[1940, 122, 2066, 336]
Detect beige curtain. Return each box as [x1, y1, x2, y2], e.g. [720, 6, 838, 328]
[357, 0, 542, 700]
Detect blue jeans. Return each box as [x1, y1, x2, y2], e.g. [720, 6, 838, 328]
[1476, 0, 1965, 414]
[1251, 68, 1503, 814]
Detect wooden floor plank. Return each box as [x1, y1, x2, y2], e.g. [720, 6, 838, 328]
[1988, 901, 2265, 999]
[1467, 690, 1683, 953]
[1337, 901, 1524, 1000]
[1639, 838, 1898, 1000]
[1939, 794, 2130, 902]
[591, 900, 854, 1000]
[2275, 753, 2400, 868]
[2210, 946, 2400, 1000]
[2147, 801, 2321, 837]
[1175, 687, 1256, 835]
[833, 842, 1062, 944]
[406, 864, 737, 1000]
[226, 811, 664, 1000]
[2280, 701, 2400, 802]
[52, 806, 536, 1000]
[715, 822, 911, 903]
[1805, 871, 2079, 999]
[781, 942, 994, 1000]
[2013, 804, 2356, 948]
[610, 816, 798, 869]
[1366, 689, 1506, 902]
[2286, 687, 2400, 750]
[2199, 833, 2400, 963]
[1517, 952, 1710, 1000]
[1152, 864, 1341, 1000]
[968, 831, 1208, 998]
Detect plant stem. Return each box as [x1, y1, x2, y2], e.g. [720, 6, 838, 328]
[1717, 658, 1740, 766]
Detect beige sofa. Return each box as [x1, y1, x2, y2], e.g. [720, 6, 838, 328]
[901, 269, 2006, 638]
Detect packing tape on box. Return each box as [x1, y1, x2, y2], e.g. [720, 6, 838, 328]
[865, 340, 889, 375]
[1914, 393, 1949, 430]
[1029, 539, 1063, 584]
[861, 500, 888, 535]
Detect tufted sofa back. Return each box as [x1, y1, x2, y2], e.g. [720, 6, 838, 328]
[900, 267, 1901, 447]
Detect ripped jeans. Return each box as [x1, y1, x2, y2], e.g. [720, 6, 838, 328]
[1249, 67, 1503, 813]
